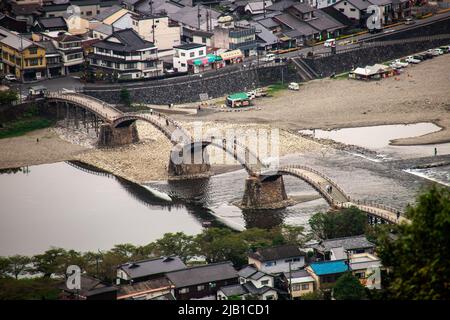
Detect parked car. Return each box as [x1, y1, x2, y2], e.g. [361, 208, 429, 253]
[393, 59, 408, 68]
[261, 53, 276, 62]
[405, 17, 415, 25]
[4, 74, 16, 81]
[288, 82, 300, 91]
[433, 48, 444, 55]
[247, 90, 256, 99]
[412, 55, 425, 61]
[405, 56, 421, 64]
[324, 38, 336, 48]
[419, 51, 433, 60]
[426, 49, 440, 56]
[438, 45, 450, 53]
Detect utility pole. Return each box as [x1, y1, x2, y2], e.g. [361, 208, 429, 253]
[289, 261, 293, 300]
[197, 5, 201, 30]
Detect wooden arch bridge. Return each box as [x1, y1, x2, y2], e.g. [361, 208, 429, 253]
[44, 91, 407, 224]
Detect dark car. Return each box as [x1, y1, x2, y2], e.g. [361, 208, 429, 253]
[413, 55, 424, 61]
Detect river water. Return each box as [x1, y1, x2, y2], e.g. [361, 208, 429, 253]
[1, 123, 447, 256]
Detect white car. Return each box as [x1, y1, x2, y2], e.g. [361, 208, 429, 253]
[261, 53, 276, 62]
[324, 39, 336, 48]
[433, 48, 444, 55]
[4, 74, 16, 81]
[391, 59, 408, 68]
[426, 49, 440, 56]
[405, 17, 415, 25]
[288, 82, 300, 91]
[405, 56, 420, 64]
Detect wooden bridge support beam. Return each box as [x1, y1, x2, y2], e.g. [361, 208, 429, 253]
[241, 174, 289, 209]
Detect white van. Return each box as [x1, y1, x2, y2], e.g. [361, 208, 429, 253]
[261, 53, 276, 62]
[324, 39, 336, 48]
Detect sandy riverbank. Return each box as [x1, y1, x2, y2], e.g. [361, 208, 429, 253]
[0, 128, 87, 169]
[174, 54, 450, 146]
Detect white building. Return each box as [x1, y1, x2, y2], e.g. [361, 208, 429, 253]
[89, 28, 163, 80]
[248, 245, 306, 274]
[217, 265, 279, 300]
[172, 43, 206, 73]
[350, 253, 382, 290]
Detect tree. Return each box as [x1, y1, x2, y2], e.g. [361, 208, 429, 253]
[0, 90, 18, 106]
[333, 272, 366, 300]
[300, 290, 325, 300]
[154, 232, 198, 264]
[119, 88, 131, 107]
[376, 185, 450, 300]
[7, 255, 31, 279]
[32, 248, 69, 278]
[110, 243, 137, 259]
[0, 257, 10, 278]
[195, 228, 248, 266]
[281, 224, 308, 246]
[309, 207, 367, 239]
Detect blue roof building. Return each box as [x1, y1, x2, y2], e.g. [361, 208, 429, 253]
[309, 260, 349, 276]
[307, 260, 350, 290]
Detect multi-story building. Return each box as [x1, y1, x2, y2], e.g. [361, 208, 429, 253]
[248, 245, 307, 274]
[130, 14, 181, 57]
[89, 28, 163, 80]
[173, 43, 206, 73]
[42, 31, 84, 74]
[0, 26, 46, 82]
[41, 39, 63, 78]
[212, 17, 257, 57]
[41, 0, 121, 19]
[89, 6, 181, 58]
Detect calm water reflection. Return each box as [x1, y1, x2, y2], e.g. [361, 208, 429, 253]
[0, 162, 210, 256]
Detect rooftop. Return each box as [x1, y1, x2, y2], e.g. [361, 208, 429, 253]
[309, 260, 349, 276]
[60, 275, 117, 297]
[238, 265, 272, 280]
[119, 256, 186, 280]
[0, 26, 40, 51]
[165, 262, 237, 288]
[248, 244, 306, 262]
[174, 43, 206, 50]
[93, 28, 155, 52]
[36, 17, 67, 29]
[117, 277, 173, 299]
[310, 235, 376, 252]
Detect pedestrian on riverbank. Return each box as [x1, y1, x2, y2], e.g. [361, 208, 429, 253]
[36, 138, 39, 143]
[434, 147, 437, 156]
[150, 108, 153, 115]
[397, 211, 400, 220]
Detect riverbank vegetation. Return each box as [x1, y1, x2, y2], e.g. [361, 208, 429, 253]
[0, 89, 18, 107]
[0, 104, 55, 139]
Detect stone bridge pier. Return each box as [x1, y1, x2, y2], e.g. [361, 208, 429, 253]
[168, 142, 211, 179]
[241, 174, 289, 209]
[98, 122, 139, 147]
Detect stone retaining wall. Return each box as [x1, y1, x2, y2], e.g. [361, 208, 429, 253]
[84, 64, 299, 105]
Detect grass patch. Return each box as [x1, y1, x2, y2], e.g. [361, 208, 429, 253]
[0, 117, 55, 139]
[332, 72, 350, 80]
[266, 83, 289, 96]
[0, 277, 60, 300]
